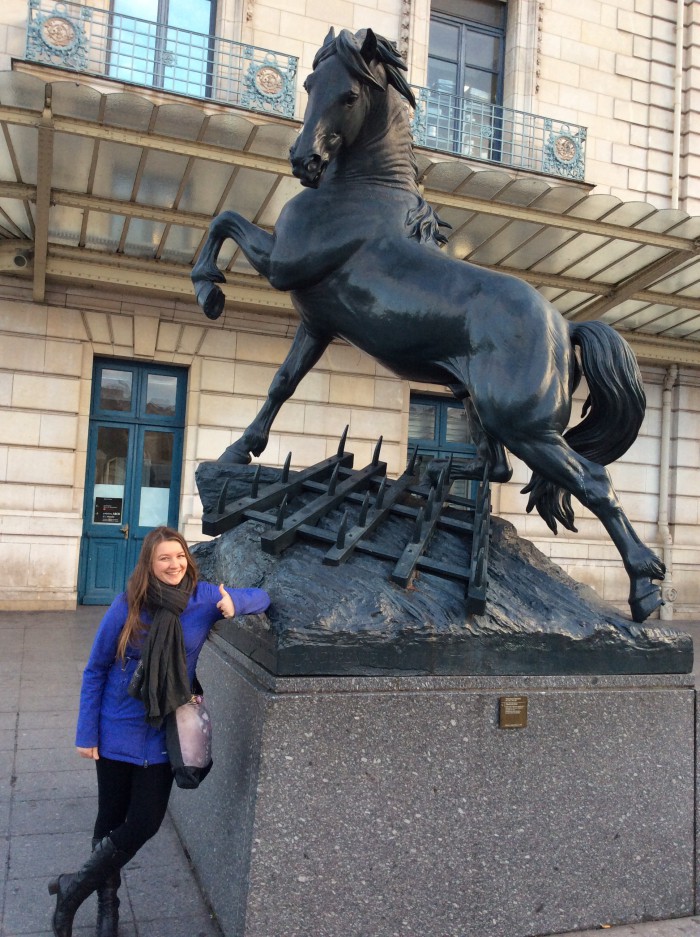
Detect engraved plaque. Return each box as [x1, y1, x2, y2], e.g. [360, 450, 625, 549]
[499, 695, 528, 729]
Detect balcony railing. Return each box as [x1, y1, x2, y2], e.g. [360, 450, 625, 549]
[25, 0, 298, 119]
[411, 85, 587, 182]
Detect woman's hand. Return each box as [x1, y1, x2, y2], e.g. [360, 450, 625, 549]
[216, 583, 235, 619]
[77, 746, 99, 760]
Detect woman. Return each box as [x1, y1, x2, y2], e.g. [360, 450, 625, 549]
[48, 526, 270, 937]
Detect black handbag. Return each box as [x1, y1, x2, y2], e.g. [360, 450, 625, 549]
[165, 676, 213, 789]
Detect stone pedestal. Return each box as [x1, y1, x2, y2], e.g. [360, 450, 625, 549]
[169, 634, 695, 937]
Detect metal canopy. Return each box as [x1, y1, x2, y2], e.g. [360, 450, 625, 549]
[1, 69, 700, 364]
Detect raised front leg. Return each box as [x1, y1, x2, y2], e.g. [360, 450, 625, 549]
[191, 211, 275, 320]
[218, 324, 331, 464]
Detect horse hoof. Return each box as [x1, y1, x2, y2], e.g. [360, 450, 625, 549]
[194, 282, 226, 320]
[217, 443, 252, 465]
[629, 580, 663, 623]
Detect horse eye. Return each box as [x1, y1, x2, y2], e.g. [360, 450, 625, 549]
[345, 92, 359, 106]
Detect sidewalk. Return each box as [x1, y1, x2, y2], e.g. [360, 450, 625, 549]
[0, 606, 698, 937]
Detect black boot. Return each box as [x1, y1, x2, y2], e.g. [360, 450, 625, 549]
[92, 837, 121, 937]
[48, 837, 129, 937]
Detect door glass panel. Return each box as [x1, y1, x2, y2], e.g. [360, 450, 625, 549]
[139, 431, 174, 526]
[93, 426, 129, 523]
[445, 406, 469, 444]
[408, 402, 437, 441]
[99, 369, 133, 411]
[145, 373, 178, 416]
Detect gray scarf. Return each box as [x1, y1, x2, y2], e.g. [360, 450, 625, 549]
[127, 574, 194, 728]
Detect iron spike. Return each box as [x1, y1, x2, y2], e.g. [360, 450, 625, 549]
[251, 464, 261, 498]
[337, 425, 349, 456]
[216, 478, 230, 515]
[371, 435, 383, 466]
[358, 491, 370, 526]
[407, 445, 418, 475]
[375, 476, 387, 509]
[281, 451, 292, 483]
[275, 494, 288, 530]
[327, 463, 340, 496]
[412, 506, 425, 543]
[335, 511, 348, 549]
[426, 486, 436, 518]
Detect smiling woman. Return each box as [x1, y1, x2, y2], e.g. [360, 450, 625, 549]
[48, 525, 270, 937]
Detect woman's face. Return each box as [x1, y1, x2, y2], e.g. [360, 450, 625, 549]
[151, 540, 188, 586]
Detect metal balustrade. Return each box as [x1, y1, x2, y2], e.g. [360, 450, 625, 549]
[25, 0, 298, 118]
[24, 2, 585, 180]
[411, 85, 587, 182]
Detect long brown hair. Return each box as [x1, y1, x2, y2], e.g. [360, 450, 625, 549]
[116, 526, 198, 662]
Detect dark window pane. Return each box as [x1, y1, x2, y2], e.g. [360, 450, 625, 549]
[428, 58, 459, 95]
[93, 426, 129, 523]
[429, 19, 460, 61]
[464, 31, 501, 71]
[432, 0, 505, 28]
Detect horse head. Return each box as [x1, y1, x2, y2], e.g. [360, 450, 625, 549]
[289, 27, 415, 188]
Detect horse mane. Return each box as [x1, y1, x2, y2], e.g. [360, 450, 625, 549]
[313, 28, 448, 246]
[313, 28, 417, 109]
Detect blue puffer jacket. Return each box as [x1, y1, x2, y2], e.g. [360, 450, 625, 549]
[75, 581, 270, 766]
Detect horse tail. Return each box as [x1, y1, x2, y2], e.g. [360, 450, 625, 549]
[521, 321, 645, 534]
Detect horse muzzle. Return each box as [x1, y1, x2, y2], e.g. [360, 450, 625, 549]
[290, 152, 328, 188]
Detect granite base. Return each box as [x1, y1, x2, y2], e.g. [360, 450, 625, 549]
[169, 635, 696, 937]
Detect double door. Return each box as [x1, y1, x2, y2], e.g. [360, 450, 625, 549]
[78, 359, 187, 605]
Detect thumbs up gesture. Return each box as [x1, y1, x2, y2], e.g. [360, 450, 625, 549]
[216, 583, 235, 619]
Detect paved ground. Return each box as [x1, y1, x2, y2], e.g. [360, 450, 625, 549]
[0, 606, 698, 937]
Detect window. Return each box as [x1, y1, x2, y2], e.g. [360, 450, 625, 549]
[109, 0, 216, 98]
[426, 0, 506, 158]
[408, 394, 477, 501]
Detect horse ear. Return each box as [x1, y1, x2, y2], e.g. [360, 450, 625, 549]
[323, 27, 336, 48]
[359, 28, 378, 65]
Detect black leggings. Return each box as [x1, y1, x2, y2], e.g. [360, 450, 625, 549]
[94, 757, 174, 858]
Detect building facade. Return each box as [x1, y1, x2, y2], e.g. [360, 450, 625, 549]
[0, 0, 698, 617]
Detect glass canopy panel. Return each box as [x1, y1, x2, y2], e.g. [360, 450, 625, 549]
[0, 132, 17, 181]
[504, 227, 575, 270]
[158, 224, 204, 264]
[48, 206, 83, 246]
[177, 158, 234, 215]
[219, 167, 278, 217]
[455, 214, 509, 256]
[102, 92, 157, 132]
[642, 307, 696, 334]
[51, 82, 104, 122]
[470, 220, 544, 264]
[599, 299, 649, 327]
[555, 291, 598, 315]
[152, 105, 208, 142]
[591, 245, 668, 285]
[0, 200, 30, 237]
[92, 141, 143, 200]
[652, 258, 700, 294]
[660, 316, 700, 339]
[51, 132, 94, 192]
[257, 177, 303, 226]
[123, 218, 167, 256]
[6, 126, 37, 185]
[563, 240, 644, 281]
[84, 211, 128, 252]
[532, 233, 609, 275]
[134, 150, 189, 207]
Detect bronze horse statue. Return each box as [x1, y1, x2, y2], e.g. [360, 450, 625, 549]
[192, 27, 664, 623]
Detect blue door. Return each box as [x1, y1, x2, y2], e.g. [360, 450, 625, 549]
[78, 359, 188, 605]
